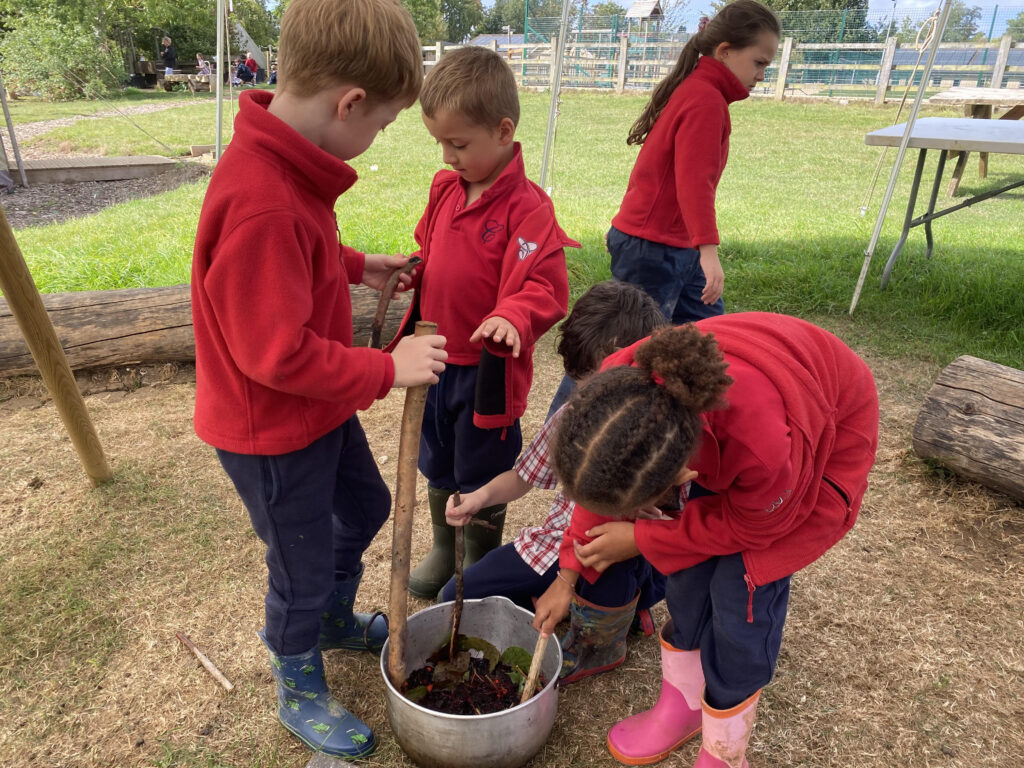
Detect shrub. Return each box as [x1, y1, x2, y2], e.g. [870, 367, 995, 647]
[0, 11, 126, 101]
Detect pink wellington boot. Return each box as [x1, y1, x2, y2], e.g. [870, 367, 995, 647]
[691, 690, 761, 768]
[607, 622, 703, 765]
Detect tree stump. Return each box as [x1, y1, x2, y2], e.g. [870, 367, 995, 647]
[0, 284, 410, 377]
[912, 355, 1024, 502]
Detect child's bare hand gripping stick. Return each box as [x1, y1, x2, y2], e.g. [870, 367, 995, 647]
[445, 469, 532, 526]
[391, 333, 447, 388]
[532, 568, 578, 637]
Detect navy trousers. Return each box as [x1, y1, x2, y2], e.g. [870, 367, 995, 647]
[666, 552, 790, 709]
[440, 541, 666, 614]
[607, 226, 724, 324]
[217, 417, 390, 655]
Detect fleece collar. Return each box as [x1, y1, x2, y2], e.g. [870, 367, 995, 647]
[692, 55, 751, 104]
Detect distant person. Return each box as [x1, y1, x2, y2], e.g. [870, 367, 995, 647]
[269, 62, 277, 85]
[196, 53, 212, 76]
[608, 0, 780, 323]
[160, 36, 177, 76]
[245, 51, 260, 81]
[190, 0, 443, 759]
[235, 57, 254, 86]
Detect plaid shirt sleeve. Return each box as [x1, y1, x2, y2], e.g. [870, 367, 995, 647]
[512, 409, 571, 574]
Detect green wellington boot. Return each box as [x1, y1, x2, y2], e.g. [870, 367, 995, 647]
[463, 503, 506, 566]
[319, 563, 388, 653]
[409, 486, 455, 599]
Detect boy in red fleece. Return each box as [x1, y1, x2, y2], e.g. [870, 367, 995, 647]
[190, 0, 446, 759]
[389, 46, 577, 600]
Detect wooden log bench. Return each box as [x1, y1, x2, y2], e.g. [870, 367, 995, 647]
[0, 284, 410, 377]
[912, 355, 1024, 502]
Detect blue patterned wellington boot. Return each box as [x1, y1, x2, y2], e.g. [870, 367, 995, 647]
[258, 630, 375, 759]
[318, 563, 388, 653]
[559, 590, 639, 685]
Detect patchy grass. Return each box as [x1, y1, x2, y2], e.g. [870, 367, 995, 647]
[0, 333, 1022, 768]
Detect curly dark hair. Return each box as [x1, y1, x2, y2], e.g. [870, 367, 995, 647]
[552, 323, 732, 514]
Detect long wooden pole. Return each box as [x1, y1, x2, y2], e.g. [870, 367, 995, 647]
[0, 208, 112, 486]
[387, 320, 437, 687]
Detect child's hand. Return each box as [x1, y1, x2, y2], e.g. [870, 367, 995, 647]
[363, 254, 415, 296]
[470, 316, 520, 357]
[391, 333, 447, 388]
[573, 521, 639, 573]
[532, 572, 576, 637]
[446, 490, 484, 526]
[698, 244, 724, 305]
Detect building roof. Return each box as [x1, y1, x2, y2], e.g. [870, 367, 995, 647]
[625, 0, 664, 19]
[468, 33, 526, 47]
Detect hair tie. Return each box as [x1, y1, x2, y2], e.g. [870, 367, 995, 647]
[651, 371, 665, 386]
[697, 16, 709, 34]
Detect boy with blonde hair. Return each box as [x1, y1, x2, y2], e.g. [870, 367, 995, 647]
[190, 0, 446, 759]
[387, 46, 577, 599]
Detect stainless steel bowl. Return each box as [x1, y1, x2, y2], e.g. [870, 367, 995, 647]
[380, 596, 561, 768]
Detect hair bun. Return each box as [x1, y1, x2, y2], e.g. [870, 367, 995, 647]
[635, 325, 731, 412]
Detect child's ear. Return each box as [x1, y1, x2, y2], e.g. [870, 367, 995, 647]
[496, 117, 516, 145]
[336, 86, 367, 121]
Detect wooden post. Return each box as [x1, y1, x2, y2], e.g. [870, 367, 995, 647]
[875, 37, 898, 105]
[489, 40, 498, 53]
[774, 37, 793, 101]
[616, 35, 629, 93]
[991, 34, 1012, 89]
[0, 209, 112, 486]
[913, 355, 1024, 502]
[387, 320, 438, 688]
[434, 41, 443, 65]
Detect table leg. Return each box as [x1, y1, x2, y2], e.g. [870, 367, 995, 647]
[881, 148, 928, 290]
[1000, 105, 1024, 121]
[946, 149, 969, 197]
[977, 105, 992, 178]
[923, 150, 948, 260]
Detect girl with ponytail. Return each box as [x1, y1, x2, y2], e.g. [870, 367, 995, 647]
[533, 312, 879, 768]
[609, 0, 780, 324]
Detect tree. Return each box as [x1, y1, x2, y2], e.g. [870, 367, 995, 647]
[441, 0, 484, 42]
[403, 0, 445, 40]
[1007, 10, 1024, 38]
[893, 1, 982, 45]
[592, 1, 626, 16]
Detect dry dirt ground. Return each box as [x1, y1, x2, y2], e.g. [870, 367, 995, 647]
[1, 334, 1022, 768]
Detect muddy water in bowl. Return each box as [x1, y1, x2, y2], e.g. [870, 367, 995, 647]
[380, 596, 561, 768]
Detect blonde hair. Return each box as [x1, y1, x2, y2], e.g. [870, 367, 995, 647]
[420, 46, 520, 128]
[276, 0, 422, 104]
[627, 0, 779, 145]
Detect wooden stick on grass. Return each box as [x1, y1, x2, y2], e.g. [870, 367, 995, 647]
[520, 633, 550, 704]
[387, 320, 438, 688]
[175, 632, 234, 692]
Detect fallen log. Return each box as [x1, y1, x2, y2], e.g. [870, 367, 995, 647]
[0, 284, 410, 377]
[912, 355, 1024, 502]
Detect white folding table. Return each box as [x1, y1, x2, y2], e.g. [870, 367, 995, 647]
[864, 117, 1024, 287]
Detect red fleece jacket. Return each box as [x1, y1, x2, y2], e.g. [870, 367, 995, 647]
[560, 313, 879, 587]
[611, 56, 750, 249]
[191, 90, 394, 455]
[390, 145, 576, 428]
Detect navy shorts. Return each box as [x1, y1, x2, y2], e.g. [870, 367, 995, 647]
[419, 363, 522, 492]
[607, 226, 724, 324]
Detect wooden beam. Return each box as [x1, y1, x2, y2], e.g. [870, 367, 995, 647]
[0, 208, 112, 486]
[0, 284, 411, 377]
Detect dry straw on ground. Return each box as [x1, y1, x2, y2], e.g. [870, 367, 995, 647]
[1, 334, 1022, 768]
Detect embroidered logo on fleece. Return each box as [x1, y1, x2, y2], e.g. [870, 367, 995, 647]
[482, 220, 504, 244]
[517, 237, 539, 260]
[763, 489, 793, 514]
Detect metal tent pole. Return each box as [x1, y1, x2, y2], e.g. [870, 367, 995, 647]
[215, 0, 225, 160]
[0, 70, 28, 187]
[539, 0, 573, 193]
[849, 0, 953, 314]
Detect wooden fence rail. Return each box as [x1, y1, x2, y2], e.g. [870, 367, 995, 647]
[422, 35, 1023, 103]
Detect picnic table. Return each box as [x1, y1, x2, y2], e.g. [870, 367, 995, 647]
[161, 73, 212, 93]
[864, 117, 1024, 288]
[927, 87, 1024, 194]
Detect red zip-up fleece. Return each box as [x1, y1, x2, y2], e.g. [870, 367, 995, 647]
[611, 56, 750, 250]
[389, 144, 577, 428]
[191, 90, 394, 455]
[560, 313, 879, 588]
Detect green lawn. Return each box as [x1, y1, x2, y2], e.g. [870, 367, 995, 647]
[7, 90, 1024, 368]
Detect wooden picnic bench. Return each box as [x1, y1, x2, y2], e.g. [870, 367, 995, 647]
[927, 87, 1024, 195]
[161, 73, 212, 93]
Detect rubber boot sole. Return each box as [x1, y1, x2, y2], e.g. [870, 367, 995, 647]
[606, 725, 701, 766]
